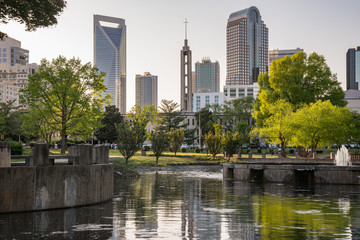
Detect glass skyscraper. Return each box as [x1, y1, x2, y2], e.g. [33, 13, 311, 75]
[194, 58, 220, 93]
[94, 15, 126, 113]
[135, 72, 158, 109]
[226, 6, 268, 85]
[347, 47, 360, 90]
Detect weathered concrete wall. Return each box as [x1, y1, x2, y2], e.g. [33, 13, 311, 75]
[0, 141, 10, 167]
[0, 164, 113, 213]
[264, 169, 294, 182]
[314, 167, 360, 184]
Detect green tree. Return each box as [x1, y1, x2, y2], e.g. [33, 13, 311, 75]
[126, 104, 158, 129]
[0, 0, 67, 39]
[223, 132, 242, 161]
[20, 56, 110, 153]
[169, 128, 185, 156]
[252, 99, 293, 158]
[195, 108, 214, 149]
[288, 100, 353, 155]
[0, 100, 22, 140]
[95, 105, 123, 144]
[21, 108, 55, 143]
[150, 130, 169, 165]
[116, 120, 146, 164]
[157, 99, 185, 132]
[204, 124, 224, 159]
[254, 52, 346, 127]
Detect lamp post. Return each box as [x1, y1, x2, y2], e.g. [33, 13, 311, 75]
[198, 112, 201, 152]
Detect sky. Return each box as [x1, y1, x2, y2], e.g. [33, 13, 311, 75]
[2, 0, 360, 112]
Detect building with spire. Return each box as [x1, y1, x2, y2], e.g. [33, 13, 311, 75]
[94, 14, 127, 114]
[180, 19, 192, 112]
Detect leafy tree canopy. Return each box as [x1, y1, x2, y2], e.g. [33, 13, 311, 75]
[157, 99, 185, 132]
[96, 105, 123, 144]
[169, 128, 185, 156]
[20, 56, 110, 153]
[0, 0, 67, 39]
[150, 130, 169, 165]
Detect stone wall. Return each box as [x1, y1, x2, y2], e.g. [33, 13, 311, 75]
[0, 164, 113, 213]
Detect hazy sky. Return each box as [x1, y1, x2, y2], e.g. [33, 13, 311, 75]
[2, 0, 360, 111]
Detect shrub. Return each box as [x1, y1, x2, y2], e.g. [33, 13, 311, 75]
[144, 146, 150, 151]
[257, 149, 262, 153]
[316, 150, 323, 154]
[11, 141, 23, 155]
[289, 149, 295, 154]
[181, 147, 186, 153]
[195, 148, 201, 153]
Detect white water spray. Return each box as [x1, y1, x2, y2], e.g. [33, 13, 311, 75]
[334, 145, 352, 166]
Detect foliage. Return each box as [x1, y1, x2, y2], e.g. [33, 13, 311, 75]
[288, 100, 353, 155]
[195, 108, 214, 148]
[21, 108, 55, 143]
[204, 124, 224, 159]
[0, 100, 22, 140]
[20, 56, 110, 153]
[223, 132, 242, 161]
[95, 105, 123, 144]
[126, 104, 157, 129]
[150, 130, 169, 164]
[222, 97, 255, 131]
[252, 99, 293, 158]
[181, 147, 186, 153]
[157, 99, 185, 132]
[168, 128, 185, 156]
[254, 52, 346, 128]
[116, 121, 146, 164]
[10, 141, 23, 155]
[0, 0, 67, 39]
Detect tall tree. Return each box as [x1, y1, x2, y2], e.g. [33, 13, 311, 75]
[0, 100, 22, 140]
[21, 108, 55, 143]
[204, 124, 224, 159]
[223, 132, 242, 161]
[0, 0, 67, 39]
[116, 120, 146, 164]
[288, 100, 353, 155]
[252, 99, 293, 158]
[169, 128, 185, 156]
[254, 52, 346, 127]
[195, 108, 214, 149]
[150, 130, 169, 165]
[95, 105, 123, 144]
[20, 56, 110, 153]
[157, 99, 185, 132]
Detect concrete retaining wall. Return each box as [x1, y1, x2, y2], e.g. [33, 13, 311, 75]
[0, 164, 113, 213]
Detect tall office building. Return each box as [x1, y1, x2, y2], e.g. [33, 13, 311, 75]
[180, 19, 192, 112]
[135, 72, 158, 108]
[268, 48, 303, 68]
[0, 37, 38, 107]
[226, 6, 268, 85]
[94, 14, 126, 113]
[194, 58, 220, 93]
[347, 47, 360, 90]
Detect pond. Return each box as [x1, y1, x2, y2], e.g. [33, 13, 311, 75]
[1, 169, 360, 239]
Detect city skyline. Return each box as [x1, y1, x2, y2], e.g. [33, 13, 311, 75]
[2, 0, 360, 111]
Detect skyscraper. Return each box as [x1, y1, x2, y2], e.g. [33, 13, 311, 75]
[180, 19, 192, 112]
[0, 37, 38, 107]
[135, 72, 158, 108]
[347, 47, 360, 90]
[195, 58, 220, 93]
[268, 48, 303, 68]
[226, 6, 268, 85]
[94, 15, 126, 113]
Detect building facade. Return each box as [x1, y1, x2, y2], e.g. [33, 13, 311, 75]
[193, 92, 225, 112]
[345, 89, 360, 113]
[94, 14, 127, 113]
[135, 72, 158, 108]
[346, 47, 360, 90]
[0, 37, 38, 107]
[181, 38, 192, 112]
[268, 48, 303, 69]
[223, 83, 259, 100]
[194, 58, 220, 93]
[226, 6, 268, 86]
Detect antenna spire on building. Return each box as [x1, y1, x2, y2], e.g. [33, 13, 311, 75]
[183, 18, 189, 39]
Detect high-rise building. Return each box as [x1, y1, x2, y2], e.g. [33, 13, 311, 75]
[135, 72, 158, 108]
[195, 58, 220, 93]
[0, 37, 38, 107]
[347, 47, 360, 90]
[226, 6, 268, 85]
[268, 48, 303, 68]
[180, 19, 192, 112]
[94, 14, 126, 113]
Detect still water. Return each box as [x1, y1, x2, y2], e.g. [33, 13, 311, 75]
[1, 169, 360, 239]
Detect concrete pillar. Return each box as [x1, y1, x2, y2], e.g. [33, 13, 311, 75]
[248, 152, 252, 159]
[0, 141, 11, 167]
[68, 146, 79, 165]
[313, 152, 316, 159]
[329, 152, 334, 160]
[93, 145, 109, 164]
[78, 144, 93, 165]
[32, 143, 50, 166]
[278, 153, 281, 159]
[295, 152, 299, 159]
[262, 153, 266, 159]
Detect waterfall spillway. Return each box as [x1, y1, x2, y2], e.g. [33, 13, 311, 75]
[334, 145, 352, 166]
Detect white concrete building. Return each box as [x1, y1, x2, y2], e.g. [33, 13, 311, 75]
[192, 92, 225, 112]
[223, 83, 259, 100]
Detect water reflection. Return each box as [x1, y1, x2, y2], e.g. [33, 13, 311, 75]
[2, 170, 360, 239]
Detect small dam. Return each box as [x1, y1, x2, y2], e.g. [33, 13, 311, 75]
[0, 142, 113, 213]
[223, 153, 360, 185]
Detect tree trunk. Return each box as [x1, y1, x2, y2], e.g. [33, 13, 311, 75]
[60, 130, 67, 154]
[156, 156, 159, 165]
[281, 141, 286, 158]
[125, 157, 128, 165]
